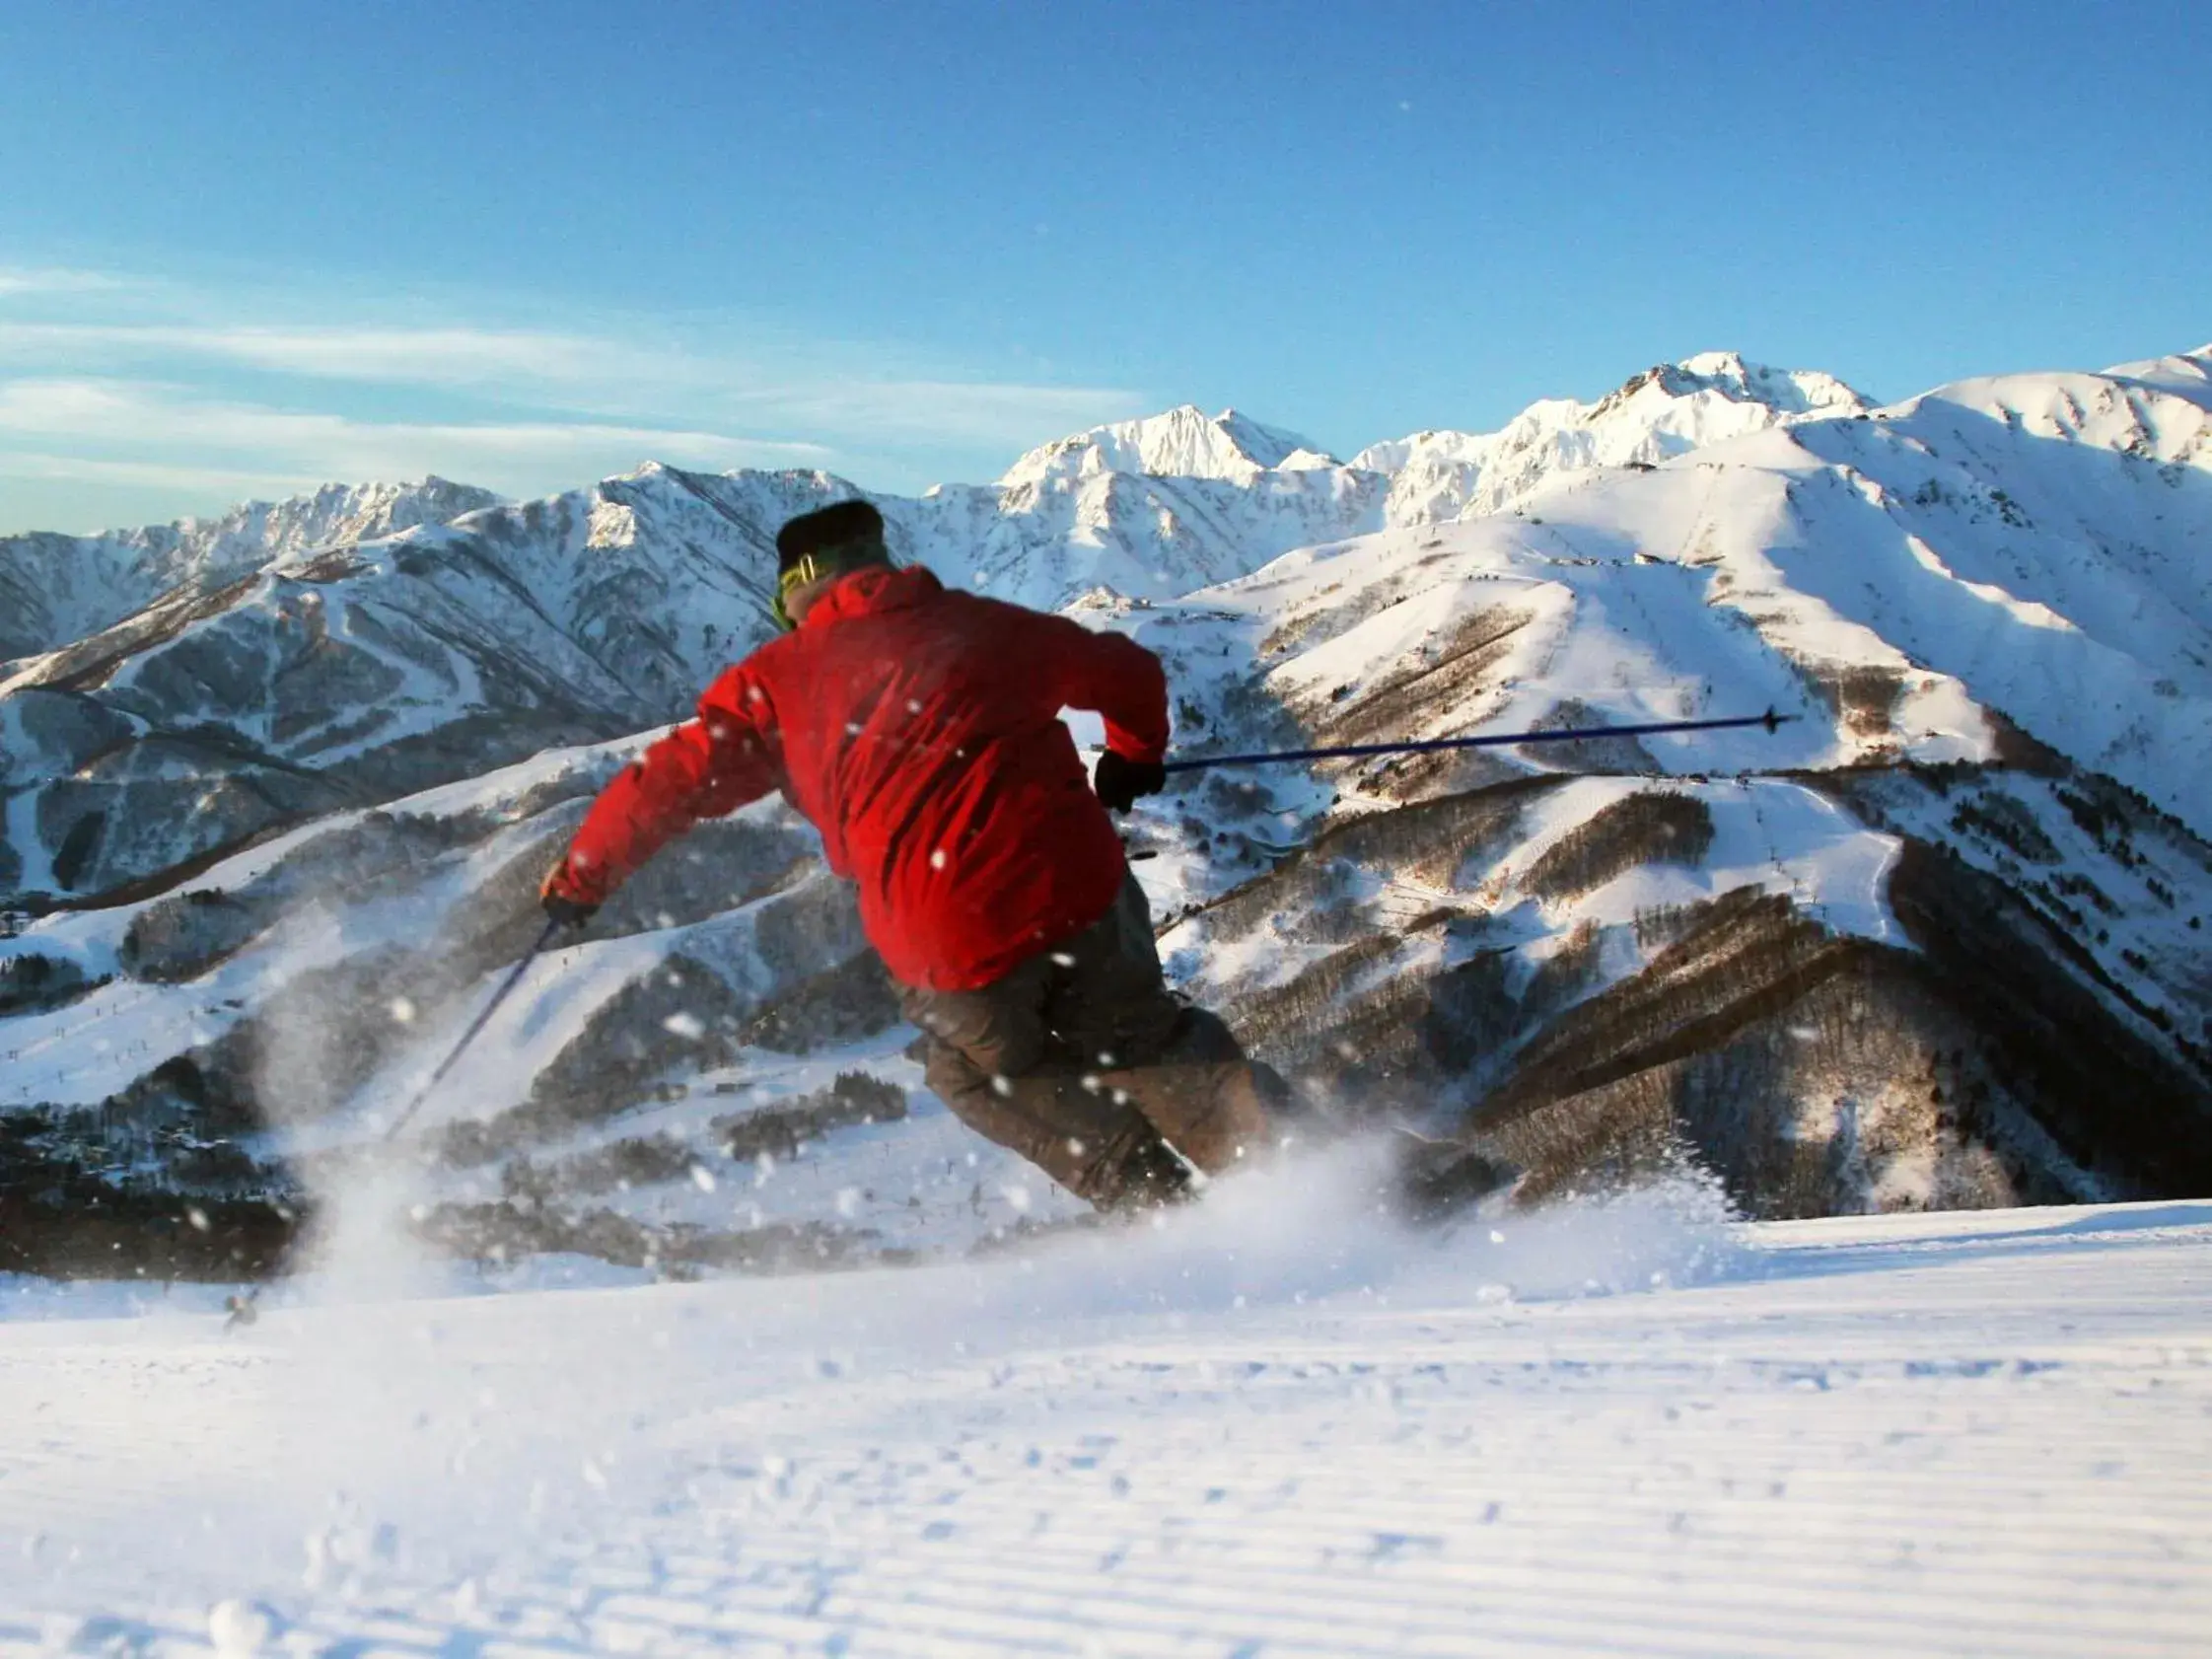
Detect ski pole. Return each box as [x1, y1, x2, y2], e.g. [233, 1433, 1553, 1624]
[383, 916, 564, 1143]
[1161, 707, 1794, 775]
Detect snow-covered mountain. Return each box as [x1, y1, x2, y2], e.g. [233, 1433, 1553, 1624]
[1352, 351, 1872, 524]
[1, 344, 2207, 1278]
[0, 463, 846, 898]
[0, 476, 501, 663]
[996, 403, 1332, 488]
[0, 356, 1873, 901]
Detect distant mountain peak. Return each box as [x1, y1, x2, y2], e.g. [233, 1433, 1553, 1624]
[1599, 353, 1872, 419]
[999, 404, 1329, 489]
[0, 475, 505, 662]
[2105, 346, 2212, 401]
[147, 475, 503, 541]
[1211, 408, 1329, 469]
[1339, 351, 1874, 526]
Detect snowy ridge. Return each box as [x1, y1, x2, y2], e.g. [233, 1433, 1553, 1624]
[0, 476, 501, 662]
[0, 464, 843, 896]
[1351, 351, 1873, 525]
[996, 403, 1329, 490]
[2105, 342, 2212, 395]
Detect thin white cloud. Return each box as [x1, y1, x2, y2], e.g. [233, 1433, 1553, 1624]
[0, 322, 650, 389]
[0, 262, 1154, 529]
[0, 319, 1146, 453]
[0, 379, 838, 499]
[0, 450, 326, 498]
[0, 267, 134, 299]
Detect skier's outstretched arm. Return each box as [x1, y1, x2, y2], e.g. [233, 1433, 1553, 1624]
[1039, 615, 1170, 762]
[542, 664, 786, 917]
[1029, 612, 1171, 814]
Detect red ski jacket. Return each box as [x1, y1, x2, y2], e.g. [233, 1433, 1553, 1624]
[554, 565, 1170, 991]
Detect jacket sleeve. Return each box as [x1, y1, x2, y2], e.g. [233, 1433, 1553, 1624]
[1033, 611, 1171, 764]
[560, 662, 787, 903]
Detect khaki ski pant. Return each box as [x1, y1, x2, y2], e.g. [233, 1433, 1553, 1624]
[898, 875, 1276, 1208]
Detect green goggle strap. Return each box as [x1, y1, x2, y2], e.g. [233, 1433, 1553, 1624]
[771, 538, 897, 631]
[772, 553, 820, 631]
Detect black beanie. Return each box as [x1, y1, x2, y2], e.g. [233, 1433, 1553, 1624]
[776, 499, 886, 573]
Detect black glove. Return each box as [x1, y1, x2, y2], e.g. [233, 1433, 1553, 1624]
[538, 856, 601, 930]
[1093, 751, 1166, 814]
[541, 893, 598, 930]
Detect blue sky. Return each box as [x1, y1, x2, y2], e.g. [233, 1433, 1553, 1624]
[2, 0, 2203, 534]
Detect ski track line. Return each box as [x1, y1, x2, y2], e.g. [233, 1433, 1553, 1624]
[674, 1424, 2210, 1627]
[693, 1467, 2210, 1607]
[637, 1529, 2209, 1653]
[0, 1204, 2205, 1655]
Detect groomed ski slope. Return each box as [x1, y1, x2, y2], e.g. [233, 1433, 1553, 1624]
[0, 1173, 2206, 1656]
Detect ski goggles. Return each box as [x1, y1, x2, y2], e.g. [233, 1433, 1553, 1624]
[772, 554, 821, 632]
[771, 537, 893, 630]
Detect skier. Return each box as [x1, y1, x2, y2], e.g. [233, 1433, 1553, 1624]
[538, 499, 1283, 1211]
